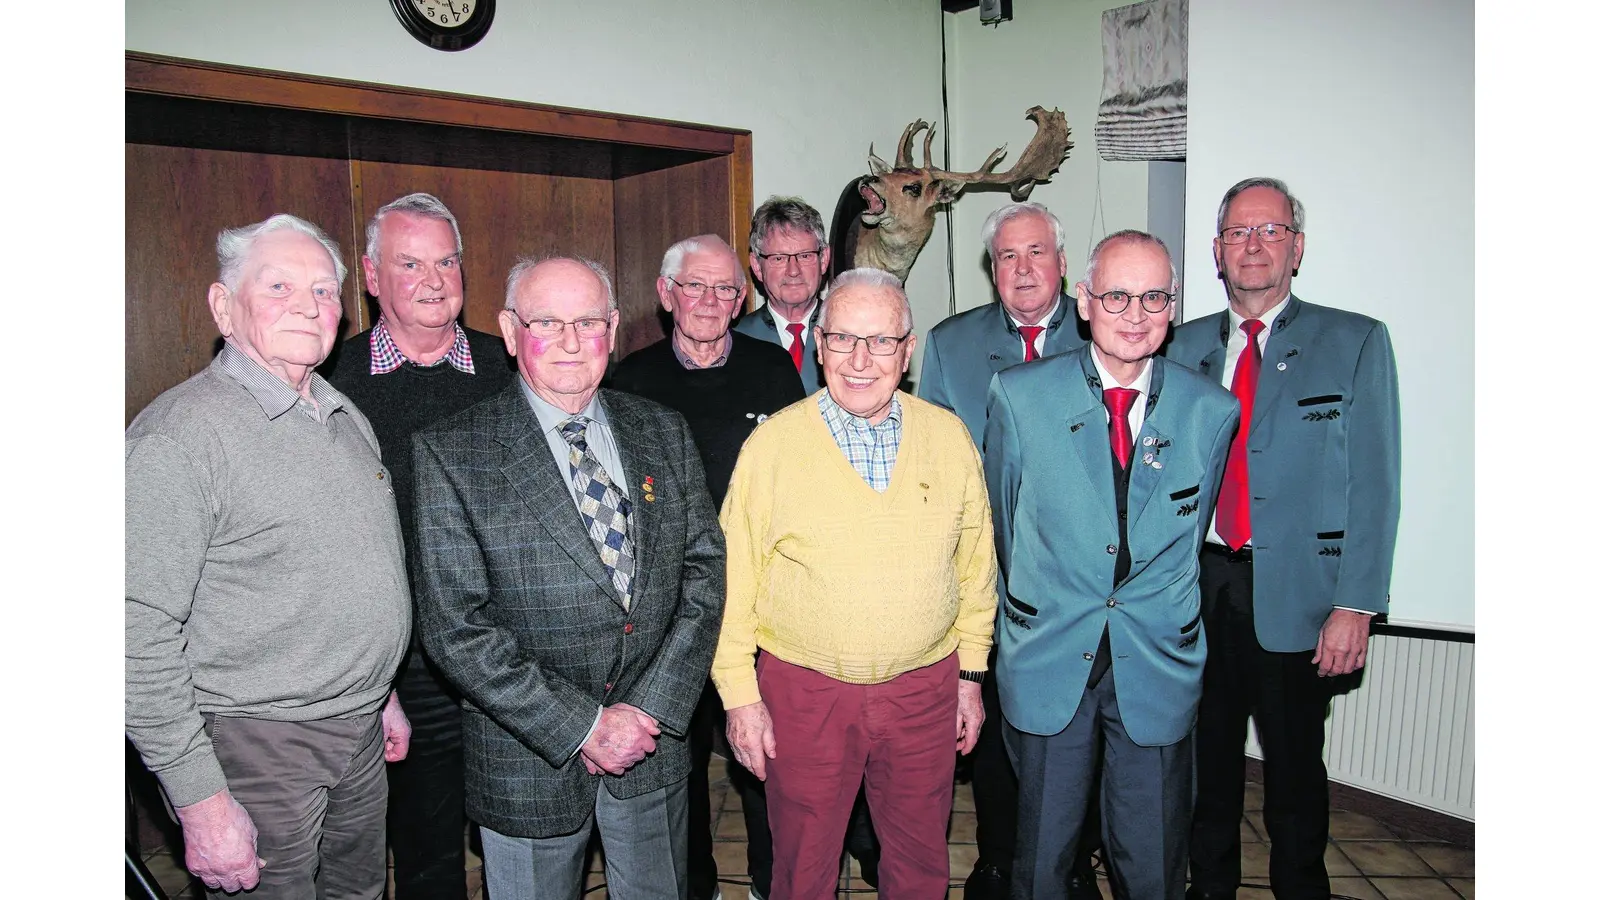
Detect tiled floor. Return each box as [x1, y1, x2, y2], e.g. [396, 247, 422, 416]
[132, 755, 1473, 899]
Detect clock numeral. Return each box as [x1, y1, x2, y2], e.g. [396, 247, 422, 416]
[426, 8, 435, 17]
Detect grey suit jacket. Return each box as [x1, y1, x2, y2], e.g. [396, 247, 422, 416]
[1166, 295, 1400, 651]
[733, 303, 823, 394]
[918, 297, 1086, 450]
[411, 383, 726, 838]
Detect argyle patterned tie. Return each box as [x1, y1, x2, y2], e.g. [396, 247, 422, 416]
[1019, 325, 1044, 362]
[785, 323, 805, 372]
[559, 417, 635, 608]
[1103, 388, 1139, 469]
[1217, 318, 1266, 549]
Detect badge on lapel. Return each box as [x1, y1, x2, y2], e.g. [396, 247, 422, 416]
[641, 475, 656, 502]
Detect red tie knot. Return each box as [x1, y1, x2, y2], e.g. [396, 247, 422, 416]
[1018, 325, 1044, 361]
[786, 323, 805, 340]
[1241, 318, 1266, 340]
[1103, 387, 1139, 418]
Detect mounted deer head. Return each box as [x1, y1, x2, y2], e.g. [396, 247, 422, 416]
[831, 106, 1073, 284]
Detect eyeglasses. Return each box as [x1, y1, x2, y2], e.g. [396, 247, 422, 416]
[512, 313, 612, 339]
[820, 331, 912, 356]
[755, 248, 824, 268]
[1084, 289, 1175, 315]
[667, 278, 742, 302]
[1218, 223, 1297, 245]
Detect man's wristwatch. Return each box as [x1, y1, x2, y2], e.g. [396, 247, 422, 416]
[959, 670, 986, 684]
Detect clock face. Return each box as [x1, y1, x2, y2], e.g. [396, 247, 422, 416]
[410, 0, 474, 30]
[391, 0, 494, 50]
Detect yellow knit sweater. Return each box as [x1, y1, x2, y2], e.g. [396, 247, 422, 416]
[712, 391, 998, 709]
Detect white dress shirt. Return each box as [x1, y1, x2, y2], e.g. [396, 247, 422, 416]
[1089, 344, 1154, 438]
[768, 304, 817, 351]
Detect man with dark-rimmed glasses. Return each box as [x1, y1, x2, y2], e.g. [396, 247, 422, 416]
[985, 231, 1238, 899]
[1168, 178, 1400, 900]
[714, 267, 998, 900]
[735, 195, 833, 394]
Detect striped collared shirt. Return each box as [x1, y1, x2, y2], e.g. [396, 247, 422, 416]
[215, 341, 347, 424]
[369, 317, 476, 375]
[818, 389, 903, 493]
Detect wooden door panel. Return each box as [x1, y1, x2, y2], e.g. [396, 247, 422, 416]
[612, 156, 732, 358]
[352, 162, 616, 339]
[125, 144, 354, 423]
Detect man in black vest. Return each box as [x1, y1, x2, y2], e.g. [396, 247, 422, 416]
[325, 192, 512, 900]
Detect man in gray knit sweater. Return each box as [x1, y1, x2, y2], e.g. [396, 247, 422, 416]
[126, 214, 412, 898]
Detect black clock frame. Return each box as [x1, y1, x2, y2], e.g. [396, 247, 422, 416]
[389, 0, 496, 52]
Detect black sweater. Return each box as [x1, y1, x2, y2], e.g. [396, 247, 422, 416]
[607, 331, 806, 507]
[324, 326, 514, 550]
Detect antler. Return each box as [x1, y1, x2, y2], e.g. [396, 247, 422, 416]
[895, 119, 932, 169]
[929, 106, 1074, 200]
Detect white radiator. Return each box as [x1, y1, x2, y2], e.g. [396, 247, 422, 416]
[1244, 631, 1475, 821]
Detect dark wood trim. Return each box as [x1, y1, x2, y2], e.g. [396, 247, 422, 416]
[1244, 758, 1474, 847]
[127, 53, 748, 155]
[731, 132, 755, 275]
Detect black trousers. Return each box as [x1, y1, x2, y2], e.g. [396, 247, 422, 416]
[687, 682, 722, 900]
[972, 645, 1100, 879]
[1189, 547, 1335, 900]
[387, 649, 468, 900]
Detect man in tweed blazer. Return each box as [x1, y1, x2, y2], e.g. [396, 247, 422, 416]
[412, 256, 726, 900]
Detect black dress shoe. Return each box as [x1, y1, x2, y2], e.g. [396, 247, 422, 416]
[963, 861, 1011, 900]
[1066, 869, 1103, 900]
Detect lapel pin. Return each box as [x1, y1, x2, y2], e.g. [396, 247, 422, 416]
[1152, 460, 1163, 469]
[1142, 452, 1155, 465]
[642, 476, 656, 501]
[1277, 362, 1287, 371]
[1142, 436, 1156, 447]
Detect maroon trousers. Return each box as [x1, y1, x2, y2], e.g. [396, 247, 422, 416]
[759, 652, 958, 900]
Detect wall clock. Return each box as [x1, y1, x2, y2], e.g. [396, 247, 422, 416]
[389, 0, 496, 52]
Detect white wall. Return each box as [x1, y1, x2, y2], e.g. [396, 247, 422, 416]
[944, 0, 1150, 316]
[1187, 0, 1474, 630]
[124, 0, 952, 340]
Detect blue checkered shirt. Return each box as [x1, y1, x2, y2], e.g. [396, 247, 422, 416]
[818, 390, 903, 493]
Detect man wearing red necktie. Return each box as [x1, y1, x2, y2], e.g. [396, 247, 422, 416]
[984, 231, 1238, 900]
[735, 196, 833, 396]
[918, 201, 1092, 900]
[1167, 178, 1401, 900]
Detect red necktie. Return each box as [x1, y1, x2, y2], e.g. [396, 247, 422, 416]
[1103, 387, 1138, 469]
[1019, 325, 1044, 362]
[785, 323, 805, 372]
[1216, 318, 1266, 549]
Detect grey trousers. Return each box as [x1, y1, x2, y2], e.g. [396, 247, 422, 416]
[481, 777, 688, 900]
[1005, 666, 1194, 900]
[202, 711, 388, 900]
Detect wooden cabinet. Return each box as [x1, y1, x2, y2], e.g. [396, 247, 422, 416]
[126, 53, 753, 423]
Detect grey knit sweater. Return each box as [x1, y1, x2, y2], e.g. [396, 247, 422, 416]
[125, 344, 410, 807]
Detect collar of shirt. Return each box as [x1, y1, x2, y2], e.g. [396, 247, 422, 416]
[369, 316, 476, 375]
[216, 341, 345, 423]
[767, 303, 816, 348]
[670, 330, 732, 369]
[1225, 293, 1291, 361]
[1008, 297, 1063, 357]
[516, 378, 630, 501]
[817, 389, 903, 493]
[1007, 296, 1062, 334]
[1089, 344, 1155, 440]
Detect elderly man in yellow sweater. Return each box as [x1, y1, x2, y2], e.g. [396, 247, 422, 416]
[713, 267, 999, 900]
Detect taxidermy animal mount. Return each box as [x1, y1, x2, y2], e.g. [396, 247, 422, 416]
[829, 106, 1073, 283]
